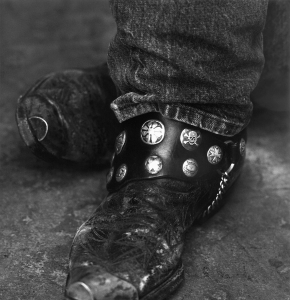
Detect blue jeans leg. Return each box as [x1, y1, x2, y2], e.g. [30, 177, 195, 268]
[108, 0, 268, 136]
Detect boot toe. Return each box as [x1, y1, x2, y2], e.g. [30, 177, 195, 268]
[66, 266, 138, 300]
[16, 94, 67, 162]
[66, 282, 93, 300]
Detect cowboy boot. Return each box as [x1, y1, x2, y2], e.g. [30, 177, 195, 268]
[16, 63, 120, 165]
[65, 112, 247, 300]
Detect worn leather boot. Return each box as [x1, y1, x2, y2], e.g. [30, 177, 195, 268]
[65, 112, 247, 300]
[16, 63, 120, 165]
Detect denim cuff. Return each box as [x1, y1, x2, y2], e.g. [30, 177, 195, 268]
[111, 93, 252, 137]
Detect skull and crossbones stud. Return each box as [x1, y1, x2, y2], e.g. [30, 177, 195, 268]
[180, 129, 202, 151]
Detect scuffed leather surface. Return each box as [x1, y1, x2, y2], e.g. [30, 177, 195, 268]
[67, 149, 244, 299]
[17, 63, 120, 164]
[68, 180, 202, 298]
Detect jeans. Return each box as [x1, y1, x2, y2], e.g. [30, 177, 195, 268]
[107, 0, 268, 136]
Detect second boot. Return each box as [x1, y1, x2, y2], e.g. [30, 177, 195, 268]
[16, 63, 120, 165]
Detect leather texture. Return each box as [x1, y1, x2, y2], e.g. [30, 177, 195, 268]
[107, 113, 246, 192]
[16, 63, 120, 165]
[65, 113, 247, 300]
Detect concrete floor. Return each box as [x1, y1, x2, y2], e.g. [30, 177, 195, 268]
[0, 1, 289, 299]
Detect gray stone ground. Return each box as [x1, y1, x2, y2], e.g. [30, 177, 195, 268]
[0, 1, 289, 299]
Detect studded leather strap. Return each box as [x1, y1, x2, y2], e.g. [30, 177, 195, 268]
[107, 113, 247, 192]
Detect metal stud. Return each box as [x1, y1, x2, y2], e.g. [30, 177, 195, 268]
[106, 167, 114, 183]
[207, 145, 223, 164]
[180, 129, 202, 151]
[116, 164, 127, 182]
[240, 138, 246, 157]
[145, 155, 163, 175]
[182, 158, 198, 177]
[141, 120, 165, 145]
[115, 131, 126, 154]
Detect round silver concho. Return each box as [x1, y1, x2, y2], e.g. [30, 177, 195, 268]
[145, 155, 163, 175]
[141, 120, 165, 145]
[182, 159, 198, 177]
[115, 131, 126, 154]
[180, 129, 202, 151]
[106, 167, 114, 183]
[239, 138, 246, 157]
[116, 164, 127, 182]
[207, 145, 223, 164]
